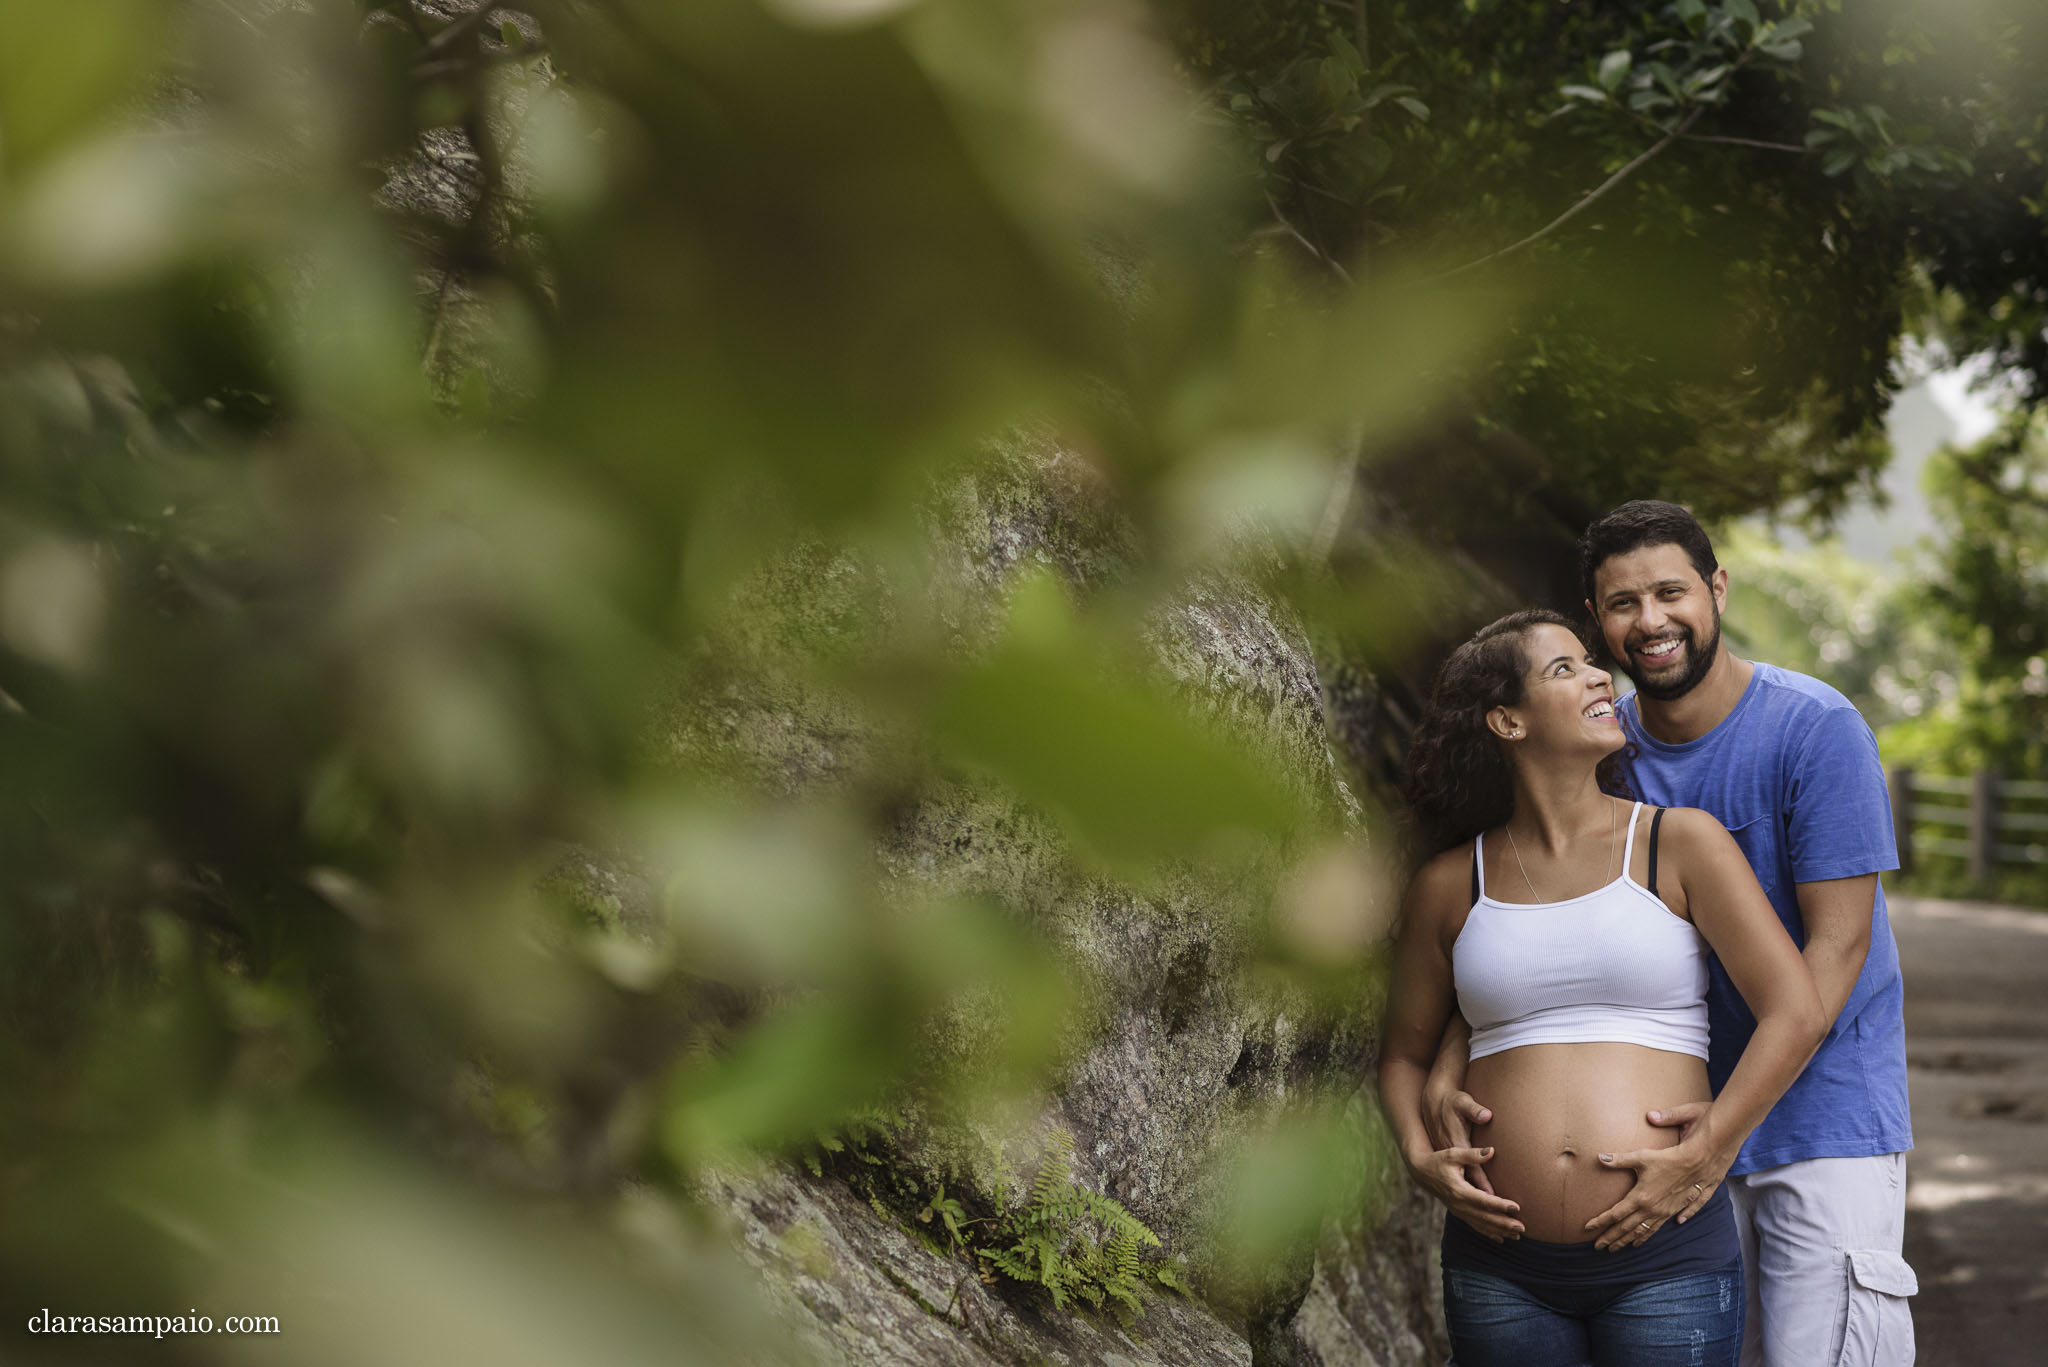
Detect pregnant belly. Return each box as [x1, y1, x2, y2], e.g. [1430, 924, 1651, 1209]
[1465, 1041, 1713, 1244]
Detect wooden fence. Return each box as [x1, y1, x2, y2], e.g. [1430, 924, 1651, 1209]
[1889, 767, 2048, 881]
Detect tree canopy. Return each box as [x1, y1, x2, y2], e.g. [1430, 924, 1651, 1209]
[1182, 0, 2048, 526]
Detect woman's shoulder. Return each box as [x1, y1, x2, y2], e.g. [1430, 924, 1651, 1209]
[1649, 806, 1744, 862]
[1409, 840, 1474, 901]
[1398, 844, 1478, 954]
[1647, 804, 1719, 832]
[1417, 839, 1477, 884]
[1404, 843, 1477, 920]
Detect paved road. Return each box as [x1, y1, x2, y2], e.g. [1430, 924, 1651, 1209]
[1890, 894, 2048, 1364]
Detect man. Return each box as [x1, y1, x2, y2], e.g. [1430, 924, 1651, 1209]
[1424, 500, 1917, 1366]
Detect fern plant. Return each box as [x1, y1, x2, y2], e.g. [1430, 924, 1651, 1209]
[806, 1114, 1186, 1329]
[801, 1105, 898, 1177]
[974, 1127, 1175, 1328]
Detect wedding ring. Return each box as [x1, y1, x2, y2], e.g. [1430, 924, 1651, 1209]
[1637, 1220, 1651, 1231]
[1693, 1182, 1705, 1195]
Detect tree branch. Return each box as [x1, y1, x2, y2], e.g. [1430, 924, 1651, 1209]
[1682, 132, 1812, 154]
[1265, 190, 1355, 285]
[1429, 105, 1704, 280]
[421, 268, 459, 376]
[422, 2, 502, 58]
[1430, 40, 1783, 280]
[390, 2, 431, 43]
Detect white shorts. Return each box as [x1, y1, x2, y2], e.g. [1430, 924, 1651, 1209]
[1729, 1152, 1918, 1366]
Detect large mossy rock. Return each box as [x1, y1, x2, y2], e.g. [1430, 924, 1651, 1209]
[655, 440, 1446, 1366]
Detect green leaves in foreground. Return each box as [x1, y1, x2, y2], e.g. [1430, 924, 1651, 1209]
[661, 895, 1072, 1164]
[932, 636, 1303, 868]
[0, 0, 165, 178]
[664, 997, 903, 1168]
[1, 1115, 804, 1367]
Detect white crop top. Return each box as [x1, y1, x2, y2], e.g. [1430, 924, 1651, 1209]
[1454, 803, 1711, 1062]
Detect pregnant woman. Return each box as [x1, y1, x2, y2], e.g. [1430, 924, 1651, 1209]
[1377, 610, 1825, 1367]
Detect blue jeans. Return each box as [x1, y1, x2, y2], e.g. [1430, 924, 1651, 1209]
[1443, 1254, 1745, 1367]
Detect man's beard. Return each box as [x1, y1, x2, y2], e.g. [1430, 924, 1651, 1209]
[1631, 607, 1722, 702]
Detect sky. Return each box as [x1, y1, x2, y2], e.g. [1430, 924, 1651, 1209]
[1767, 364, 2004, 567]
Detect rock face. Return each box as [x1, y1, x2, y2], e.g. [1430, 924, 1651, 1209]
[706, 1162, 1260, 1367]
[662, 440, 1448, 1367]
[705, 1155, 1445, 1367]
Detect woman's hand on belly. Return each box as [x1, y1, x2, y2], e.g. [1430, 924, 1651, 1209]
[1581, 1099, 1735, 1250]
[1464, 1042, 1711, 1245]
[1399, 1141, 1525, 1243]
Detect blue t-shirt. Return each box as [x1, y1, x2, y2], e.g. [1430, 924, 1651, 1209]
[1617, 662, 1912, 1175]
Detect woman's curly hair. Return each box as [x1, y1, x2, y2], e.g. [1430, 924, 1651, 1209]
[1402, 609, 1633, 863]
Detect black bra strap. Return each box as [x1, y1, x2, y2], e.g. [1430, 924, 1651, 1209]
[1647, 806, 1667, 895]
[1470, 842, 1481, 903]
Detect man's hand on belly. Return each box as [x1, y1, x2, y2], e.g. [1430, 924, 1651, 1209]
[1581, 1099, 1734, 1250]
[1422, 1089, 1498, 1195]
[1401, 1142, 1525, 1242]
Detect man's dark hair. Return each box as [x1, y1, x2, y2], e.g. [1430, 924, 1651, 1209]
[1578, 499, 1720, 605]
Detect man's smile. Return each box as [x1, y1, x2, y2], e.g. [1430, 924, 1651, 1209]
[1633, 635, 1685, 667]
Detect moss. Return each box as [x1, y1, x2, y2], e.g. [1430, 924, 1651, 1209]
[536, 857, 627, 933]
[875, 1258, 958, 1321]
[922, 435, 1143, 649]
[778, 1219, 837, 1283]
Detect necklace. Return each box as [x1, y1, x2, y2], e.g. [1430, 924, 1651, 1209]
[1503, 799, 1618, 904]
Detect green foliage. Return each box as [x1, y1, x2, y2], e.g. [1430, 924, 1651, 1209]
[0, 0, 1424, 1353]
[1721, 416, 2048, 906]
[973, 1128, 1172, 1327]
[1554, 5, 1810, 124]
[1203, 28, 1428, 233]
[1810, 2, 2048, 401]
[1876, 418, 2048, 840]
[802, 1105, 901, 1179]
[1715, 522, 1937, 728]
[1181, 0, 2047, 529]
[918, 1181, 968, 1248]
[1804, 103, 1971, 184]
[1, 0, 2043, 1355]
[0, 0, 165, 174]
[807, 1116, 1179, 1327]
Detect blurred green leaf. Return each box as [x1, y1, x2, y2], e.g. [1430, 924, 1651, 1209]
[664, 999, 901, 1162]
[932, 638, 1301, 866]
[1210, 266, 1508, 443]
[1213, 1107, 1364, 1274]
[0, 0, 163, 176]
[650, 802, 856, 983]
